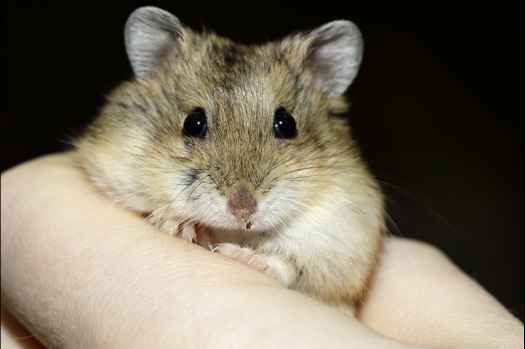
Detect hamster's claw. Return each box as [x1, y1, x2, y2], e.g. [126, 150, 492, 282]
[212, 243, 276, 278]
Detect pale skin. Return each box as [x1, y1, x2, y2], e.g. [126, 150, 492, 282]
[1, 154, 523, 349]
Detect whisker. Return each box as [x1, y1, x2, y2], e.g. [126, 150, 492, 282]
[109, 190, 146, 205]
[376, 179, 464, 237]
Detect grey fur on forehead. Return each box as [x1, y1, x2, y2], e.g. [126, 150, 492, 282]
[123, 6, 363, 98]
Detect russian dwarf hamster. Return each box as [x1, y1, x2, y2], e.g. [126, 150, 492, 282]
[75, 6, 385, 315]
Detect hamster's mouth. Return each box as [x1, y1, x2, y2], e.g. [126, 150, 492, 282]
[176, 220, 255, 247]
[229, 217, 261, 231]
[178, 221, 255, 249]
[143, 210, 265, 249]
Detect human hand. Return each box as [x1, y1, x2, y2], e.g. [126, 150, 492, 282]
[2, 153, 523, 348]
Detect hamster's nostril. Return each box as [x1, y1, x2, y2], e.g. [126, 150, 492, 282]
[228, 193, 257, 222]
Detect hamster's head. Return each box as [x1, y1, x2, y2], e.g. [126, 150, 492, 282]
[76, 7, 375, 234]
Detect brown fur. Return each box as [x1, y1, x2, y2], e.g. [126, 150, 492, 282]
[75, 8, 385, 315]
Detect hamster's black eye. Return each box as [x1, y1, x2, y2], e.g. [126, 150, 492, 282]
[273, 109, 297, 139]
[183, 110, 207, 138]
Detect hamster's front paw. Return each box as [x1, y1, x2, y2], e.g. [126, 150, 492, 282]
[212, 243, 277, 278]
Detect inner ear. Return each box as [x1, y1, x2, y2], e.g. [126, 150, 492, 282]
[306, 20, 363, 98]
[124, 6, 183, 78]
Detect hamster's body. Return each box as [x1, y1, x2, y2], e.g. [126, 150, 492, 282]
[76, 7, 385, 314]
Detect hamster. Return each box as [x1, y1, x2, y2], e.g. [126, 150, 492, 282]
[75, 6, 385, 315]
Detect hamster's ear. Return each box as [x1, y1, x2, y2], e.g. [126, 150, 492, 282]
[305, 21, 363, 98]
[125, 7, 183, 78]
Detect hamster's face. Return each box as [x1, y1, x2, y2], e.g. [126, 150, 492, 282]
[78, 21, 367, 234]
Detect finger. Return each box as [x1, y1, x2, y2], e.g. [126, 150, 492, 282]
[358, 237, 524, 349]
[1, 153, 419, 349]
[1, 306, 45, 349]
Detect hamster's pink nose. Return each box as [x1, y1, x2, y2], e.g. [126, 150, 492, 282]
[228, 193, 257, 222]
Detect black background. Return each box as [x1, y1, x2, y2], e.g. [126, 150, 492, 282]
[2, 1, 523, 321]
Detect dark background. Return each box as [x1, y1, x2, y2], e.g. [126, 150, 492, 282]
[2, 1, 523, 321]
